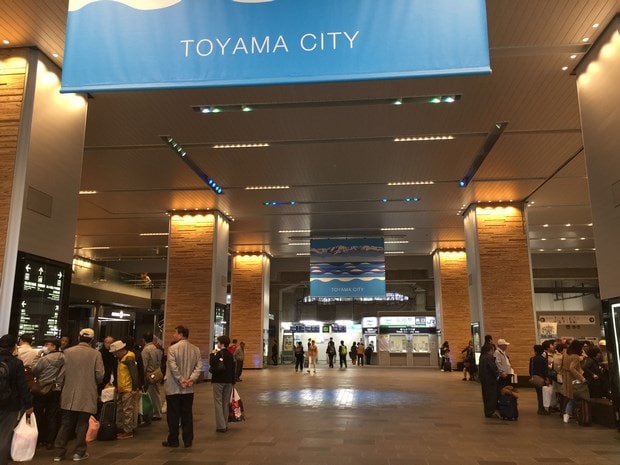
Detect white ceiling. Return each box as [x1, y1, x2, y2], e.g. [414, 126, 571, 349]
[1, 0, 617, 279]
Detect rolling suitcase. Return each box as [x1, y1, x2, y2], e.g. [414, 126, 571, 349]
[97, 401, 117, 440]
[497, 394, 518, 420]
[575, 399, 591, 426]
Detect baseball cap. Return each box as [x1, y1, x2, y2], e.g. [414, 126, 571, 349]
[497, 338, 510, 346]
[79, 328, 95, 339]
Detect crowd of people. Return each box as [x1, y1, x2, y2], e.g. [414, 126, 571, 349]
[291, 338, 375, 373]
[478, 334, 610, 425]
[0, 328, 246, 464]
[0, 328, 613, 464]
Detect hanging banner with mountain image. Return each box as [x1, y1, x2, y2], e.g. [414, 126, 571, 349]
[310, 238, 386, 298]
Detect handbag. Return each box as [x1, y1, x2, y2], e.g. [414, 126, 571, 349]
[572, 380, 590, 401]
[11, 412, 38, 462]
[146, 367, 164, 384]
[528, 374, 546, 388]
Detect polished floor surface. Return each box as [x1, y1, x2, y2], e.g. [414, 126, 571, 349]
[27, 365, 620, 465]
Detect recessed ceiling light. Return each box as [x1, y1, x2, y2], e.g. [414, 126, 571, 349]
[79, 190, 98, 195]
[560, 238, 566, 241]
[582, 37, 590, 42]
[570, 54, 577, 59]
[245, 185, 289, 190]
[561, 66, 569, 71]
[387, 181, 435, 186]
[543, 224, 549, 227]
[279, 229, 310, 234]
[2, 39, 9, 45]
[213, 143, 269, 149]
[557, 249, 562, 251]
[580, 237, 586, 240]
[588, 223, 593, 226]
[52, 53, 59, 58]
[593, 23, 600, 28]
[394, 135, 454, 142]
[575, 248, 580, 251]
[541, 238, 547, 241]
[565, 223, 571, 227]
[539, 249, 544, 252]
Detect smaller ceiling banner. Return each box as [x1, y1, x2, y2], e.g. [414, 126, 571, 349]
[310, 238, 385, 298]
[61, 0, 490, 92]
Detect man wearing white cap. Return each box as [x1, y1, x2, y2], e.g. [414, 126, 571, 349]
[53, 328, 104, 462]
[110, 340, 140, 440]
[494, 338, 514, 388]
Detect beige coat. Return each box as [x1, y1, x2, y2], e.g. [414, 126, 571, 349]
[60, 342, 105, 414]
[560, 352, 585, 399]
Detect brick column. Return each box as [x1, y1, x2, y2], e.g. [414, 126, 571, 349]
[165, 211, 229, 372]
[230, 253, 270, 369]
[433, 249, 470, 369]
[464, 203, 536, 378]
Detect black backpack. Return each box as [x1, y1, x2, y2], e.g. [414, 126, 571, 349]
[0, 359, 12, 402]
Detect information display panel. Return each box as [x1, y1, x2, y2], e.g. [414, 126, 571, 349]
[10, 252, 71, 344]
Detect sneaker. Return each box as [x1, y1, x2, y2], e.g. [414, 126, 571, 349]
[116, 432, 134, 440]
[563, 413, 570, 423]
[54, 457, 63, 462]
[72, 453, 89, 462]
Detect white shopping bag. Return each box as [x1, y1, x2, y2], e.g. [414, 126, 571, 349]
[542, 385, 554, 408]
[11, 412, 38, 462]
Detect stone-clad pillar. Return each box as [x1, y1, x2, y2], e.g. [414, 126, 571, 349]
[575, 17, 620, 300]
[230, 253, 270, 369]
[464, 203, 536, 378]
[164, 211, 229, 372]
[433, 249, 470, 369]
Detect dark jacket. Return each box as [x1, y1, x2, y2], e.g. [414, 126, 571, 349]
[529, 354, 549, 378]
[0, 348, 33, 411]
[209, 349, 235, 384]
[478, 352, 499, 385]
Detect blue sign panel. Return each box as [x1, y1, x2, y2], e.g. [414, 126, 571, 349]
[310, 238, 385, 298]
[62, 0, 490, 92]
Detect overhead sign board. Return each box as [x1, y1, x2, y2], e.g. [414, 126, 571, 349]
[62, 0, 490, 92]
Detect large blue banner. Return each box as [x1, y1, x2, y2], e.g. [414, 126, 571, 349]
[310, 238, 385, 298]
[61, 0, 490, 92]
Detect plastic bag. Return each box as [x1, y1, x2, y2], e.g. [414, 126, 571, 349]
[140, 392, 153, 417]
[11, 412, 38, 462]
[86, 415, 100, 442]
[542, 385, 554, 408]
[229, 387, 245, 422]
[101, 385, 115, 403]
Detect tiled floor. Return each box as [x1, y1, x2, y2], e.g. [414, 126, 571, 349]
[28, 365, 620, 465]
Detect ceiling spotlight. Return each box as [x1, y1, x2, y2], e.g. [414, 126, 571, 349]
[200, 106, 221, 114]
[561, 66, 568, 71]
[2, 39, 9, 45]
[241, 105, 253, 112]
[459, 179, 468, 188]
[392, 98, 403, 105]
[441, 95, 456, 103]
